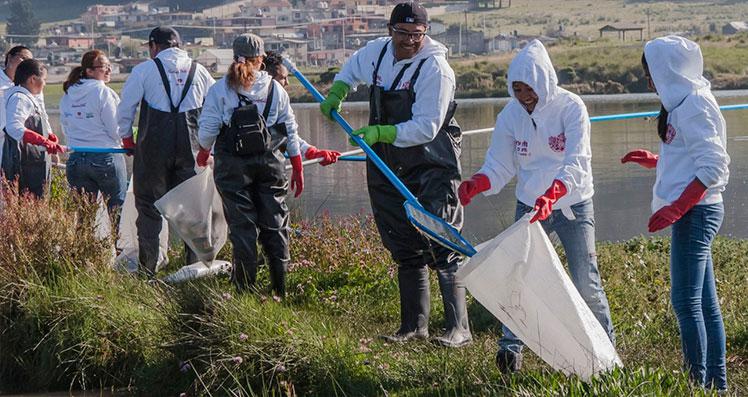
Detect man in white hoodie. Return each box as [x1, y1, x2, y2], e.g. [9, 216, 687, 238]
[458, 40, 615, 373]
[1, 46, 34, 168]
[117, 26, 215, 275]
[319, 2, 471, 348]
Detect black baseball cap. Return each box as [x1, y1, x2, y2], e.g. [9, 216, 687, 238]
[148, 26, 180, 47]
[389, 2, 429, 26]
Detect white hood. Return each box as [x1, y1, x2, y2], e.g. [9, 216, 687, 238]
[65, 78, 104, 102]
[507, 40, 559, 113]
[405, 36, 448, 63]
[644, 35, 710, 112]
[241, 70, 273, 98]
[155, 47, 192, 71]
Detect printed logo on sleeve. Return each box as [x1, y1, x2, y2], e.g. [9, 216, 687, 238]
[548, 132, 566, 152]
[664, 124, 677, 144]
[515, 140, 529, 156]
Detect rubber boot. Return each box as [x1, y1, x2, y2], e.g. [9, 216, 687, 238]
[268, 259, 288, 298]
[232, 259, 258, 293]
[380, 266, 430, 342]
[433, 263, 472, 348]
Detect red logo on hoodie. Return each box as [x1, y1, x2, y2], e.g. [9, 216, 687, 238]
[548, 132, 566, 152]
[664, 124, 677, 144]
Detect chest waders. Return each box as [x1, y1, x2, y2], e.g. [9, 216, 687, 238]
[370, 41, 471, 347]
[213, 82, 290, 296]
[133, 58, 200, 274]
[1, 92, 50, 198]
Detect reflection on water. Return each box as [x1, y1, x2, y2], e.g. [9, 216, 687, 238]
[46, 92, 748, 243]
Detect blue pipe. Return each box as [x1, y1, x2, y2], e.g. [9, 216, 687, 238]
[590, 103, 748, 123]
[68, 146, 131, 154]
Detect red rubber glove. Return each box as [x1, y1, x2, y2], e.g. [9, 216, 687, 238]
[122, 136, 136, 156]
[531, 179, 568, 223]
[196, 147, 211, 167]
[648, 178, 707, 232]
[458, 173, 491, 206]
[305, 146, 341, 166]
[290, 155, 304, 197]
[47, 132, 59, 144]
[22, 129, 64, 154]
[621, 149, 658, 169]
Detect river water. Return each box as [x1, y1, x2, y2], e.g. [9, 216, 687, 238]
[46, 91, 748, 244]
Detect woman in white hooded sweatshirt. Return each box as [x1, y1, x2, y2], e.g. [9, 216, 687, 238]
[60, 49, 126, 211]
[622, 36, 729, 391]
[197, 34, 303, 297]
[458, 40, 615, 373]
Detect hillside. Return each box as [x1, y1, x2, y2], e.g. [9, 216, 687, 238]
[0, 0, 226, 22]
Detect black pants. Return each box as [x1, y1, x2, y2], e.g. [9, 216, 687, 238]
[213, 149, 290, 294]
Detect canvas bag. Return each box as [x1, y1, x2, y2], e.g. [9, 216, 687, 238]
[456, 214, 622, 380]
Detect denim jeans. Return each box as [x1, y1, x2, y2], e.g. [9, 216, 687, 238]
[66, 152, 127, 210]
[499, 199, 616, 353]
[670, 203, 726, 391]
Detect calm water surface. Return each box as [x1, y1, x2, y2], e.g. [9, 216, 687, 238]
[46, 91, 748, 244]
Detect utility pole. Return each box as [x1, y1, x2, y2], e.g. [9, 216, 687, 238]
[646, 8, 651, 39]
[458, 22, 462, 57]
[91, 20, 95, 50]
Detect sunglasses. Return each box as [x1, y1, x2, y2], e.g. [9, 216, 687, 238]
[391, 27, 427, 42]
[92, 64, 112, 71]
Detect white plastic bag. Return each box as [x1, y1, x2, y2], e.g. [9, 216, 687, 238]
[457, 214, 622, 381]
[115, 175, 170, 273]
[154, 167, 227, 265]
[163, 260, 232, 284]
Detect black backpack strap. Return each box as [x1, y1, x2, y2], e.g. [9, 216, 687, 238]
[175, 61, 198, 112]
[237, 93, 252, 107]
[153, 58, 176, 113]
[372, 39, 390, 87]
[390, 62, 414, 91]
[262, 80, 275, 121]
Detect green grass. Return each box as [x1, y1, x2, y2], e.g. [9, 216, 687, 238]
[0, 184, 745, 395]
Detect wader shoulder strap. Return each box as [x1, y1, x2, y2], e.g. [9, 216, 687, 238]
[153, 58, 198, 113]
[372, 40, 391, 87]
[262, 81, 275, 121]
[408, 58, 429, 90]
[389, 62, 414, 91]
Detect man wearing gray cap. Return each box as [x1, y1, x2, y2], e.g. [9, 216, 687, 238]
[318, 2, 471, 348]
[197, 34, 305, 296]
[116, 26, 215, 276]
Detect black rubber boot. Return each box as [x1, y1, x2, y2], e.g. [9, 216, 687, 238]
[496, 349, 523, 374]
[380, 266, 430, 342]
[433, 263, 472, 348]
[268, 259, 288, 298]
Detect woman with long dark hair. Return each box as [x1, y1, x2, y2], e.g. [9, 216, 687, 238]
[197, 34, 303, 297]
[60, 49, 126, 210]
[623, 35, 730, 392]
[1, 46, 33, 168]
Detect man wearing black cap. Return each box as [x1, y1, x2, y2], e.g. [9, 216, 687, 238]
[319, 2, 471, 348]
[117, 26, 215, 276]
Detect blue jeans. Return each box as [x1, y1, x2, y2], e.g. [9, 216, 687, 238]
[66, 152, 127, 210]
[670, 203, 726, 390]
[499, 199, 616, 353]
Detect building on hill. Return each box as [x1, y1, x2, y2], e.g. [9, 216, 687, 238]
[598, 25, 644, 41]
[195, 48, 234, 73]
[433, 25, 486, 56]
[722, 22, 748, 35]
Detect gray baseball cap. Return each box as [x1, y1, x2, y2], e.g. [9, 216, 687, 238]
[233, 33, 266, 59]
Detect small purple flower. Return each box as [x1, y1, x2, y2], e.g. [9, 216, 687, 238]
[239, 333, 248, 341]
[179, 361, 191, 373]
[179, 393, 188, 397]
[274, 363, 287, 373]
[221, 292, 232, 300]
[233, 356, 243, 365]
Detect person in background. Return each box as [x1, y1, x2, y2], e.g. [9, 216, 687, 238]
[60, 49, 126, 211]
[263, 51, 341, 165]
[2, 59, 64, 197]
[458, 40, 615, 373]
[197, 34, 303, 297]
[116, 26, 215, 276]
[623, 35, 730, 392]
[1, 46, 34, 168]
[318, 2, 471, 348]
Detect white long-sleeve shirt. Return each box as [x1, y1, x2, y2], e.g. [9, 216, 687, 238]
[644, 36, 730, 212]
[478, 40, 594, 209]
[334, 36, 456, 148]
[198, 71, 300, 157]
[4, 85, 46, 141]
[60, 79, 121, 148]
[116, 47, 215, 138]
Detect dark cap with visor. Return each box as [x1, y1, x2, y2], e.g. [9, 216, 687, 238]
[148, 26, 180, 47]
[389, 2, 429, 26]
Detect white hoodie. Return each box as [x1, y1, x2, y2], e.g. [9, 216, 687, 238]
[644, 36, 729, 212]
[4, 85, 46, 141]
[0, 68, 13, 161]
[117, 47, 215, 138]
[334, 36, 456, 147]
[198, 71, 300, 157]
[478, 40, 593, 210]
[60, 79, 121, 148]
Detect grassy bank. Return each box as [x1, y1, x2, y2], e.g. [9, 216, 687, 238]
[0, 182, 746, 395]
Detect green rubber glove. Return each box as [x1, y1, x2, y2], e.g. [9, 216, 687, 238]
[320, 80, 350, 120]
[349, 125, 397, 147]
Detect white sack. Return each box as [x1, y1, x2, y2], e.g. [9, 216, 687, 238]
[457, 214, 622, 381]
[115, 175, 169, 273]
[154, 167, 228, 265]
[163, 260, 232, 284]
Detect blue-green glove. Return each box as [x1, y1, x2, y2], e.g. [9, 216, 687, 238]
[349, 125, 397, 147]
[320, 81, 350, 120]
